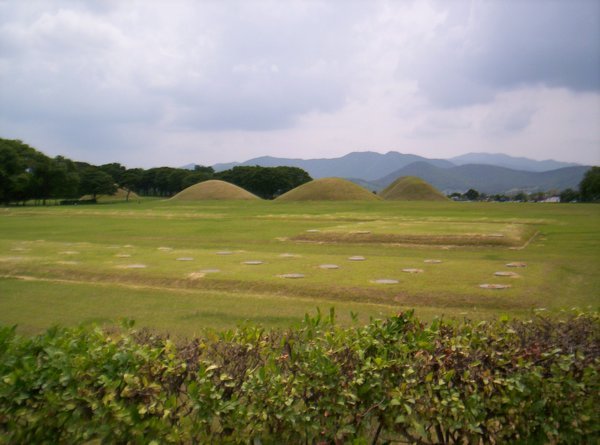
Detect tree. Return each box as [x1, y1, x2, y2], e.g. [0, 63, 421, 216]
[579, 167, 600, 202]
[464, 189, 480, 201]
[120, 168, 144, 201]
[99, 163, 126, 184]
[79, 169, 117, 200]
[560, 188, 579, 203]
[216, 165, 312, 199]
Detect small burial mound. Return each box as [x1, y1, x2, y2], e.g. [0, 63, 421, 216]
[170, 180, 260, 201]
[275, 178, 381, 201]
[81, 188, 139, 202]
[380, 176, 448, 201]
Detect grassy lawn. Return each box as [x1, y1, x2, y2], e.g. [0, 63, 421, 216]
[0, 200, 598, 336]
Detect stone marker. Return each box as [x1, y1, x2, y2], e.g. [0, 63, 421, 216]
[177, 257, 194, 261]
[424, 259, 442, 264]
[278, 273, 305, 279]
[479, 283, 511, 289]
[348, 256, 366, 261]
[371, 279, 399, 284]
[402, 268, 424, 273]
[506, 262, 527, 268]
[494, 271, 520, 277]
[319, 264, 339, 269]
[243, 261, 264, 265]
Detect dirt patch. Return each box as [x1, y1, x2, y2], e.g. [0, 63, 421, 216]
[199, 269, 220, 273]
[59, 251, 79, 255]
[187, 272, 206, 280]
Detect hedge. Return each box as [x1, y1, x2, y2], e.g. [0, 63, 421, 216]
[1, 310, 598, 444]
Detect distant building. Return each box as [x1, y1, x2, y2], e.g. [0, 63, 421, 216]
[541, 196, 560, 203]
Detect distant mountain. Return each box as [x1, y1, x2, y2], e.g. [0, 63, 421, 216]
[449, 153, 580, 172]
[212, 151, 454, 181]
[370, 162, 590, 194]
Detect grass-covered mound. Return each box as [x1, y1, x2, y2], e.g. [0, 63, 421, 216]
[80, 188, 139, 202]
[381, 176, 448, 201]
[276, 177, 381, 201]
[1, 310, 597, 443]
[170, 180, 260, 201]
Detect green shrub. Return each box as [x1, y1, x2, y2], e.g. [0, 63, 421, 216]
[1, 310, 598, 444]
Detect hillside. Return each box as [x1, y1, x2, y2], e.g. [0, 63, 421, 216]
[372, 163, 591, 194]
[213, 151, 453, 181]
[449, 153, 580, 172]
[275, 178, 381, 201]
[380, 176, 448, 201]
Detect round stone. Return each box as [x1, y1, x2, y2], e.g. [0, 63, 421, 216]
[402, 268, 424, 274]
[479, 283, 511, 289]
[506, 262, 527, 268]
[348, 256, 366, 261]
[176, 257, 194, 261]
[278, 273, 305, 279]
[243, 261, 264, 265]
[424, 259, 442, 264]
[319, 264, 339, 269]
[371, 279, 399, 284]
[494, 271, 519, 277]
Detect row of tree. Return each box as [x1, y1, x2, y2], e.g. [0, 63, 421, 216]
[0, 138, 312, 205]
[447, 168, 600, 203]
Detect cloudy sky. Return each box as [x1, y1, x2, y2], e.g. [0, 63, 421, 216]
[0, 0, 599, 168]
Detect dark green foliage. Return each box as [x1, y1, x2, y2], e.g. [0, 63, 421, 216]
[579, 166, 600, 202]
[79, 168, 117, 200]
[216, 166, 312, 199]
[1, 311, 598, 444]
[464, 188, 480, 201]
[560, 188, 580, 203]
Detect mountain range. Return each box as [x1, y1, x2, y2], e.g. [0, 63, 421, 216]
[203, 151, 591, 194]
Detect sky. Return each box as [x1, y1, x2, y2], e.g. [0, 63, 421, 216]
[0, 0, 599, 168]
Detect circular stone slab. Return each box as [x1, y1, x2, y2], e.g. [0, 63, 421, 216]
[216, 251, 233, 255]
[319, 264, 339, 269]
[494, 271, 520, 277]
[176, 257, 194, 261]
[243, 261, 264, 265]
[306, 229, 321, 233]
[424, 259, 442, 264]
[278, 273, 305, 279]
[158, 247, 173, 251]
[402, 268, 424, 274]
[116, 254, 131, 258]
[479, 283, 511, 289]
[199, 269, 220, 273]
[348, 256, 366, 261]
[120, 264, 147, 269]
[59, 251, 79, 255]
[351, 230, 371, 235]
[371, 279, 399, 284]
[506, 262, 527, 268]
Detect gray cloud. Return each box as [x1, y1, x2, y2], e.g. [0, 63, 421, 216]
[416, 0, 600, 107]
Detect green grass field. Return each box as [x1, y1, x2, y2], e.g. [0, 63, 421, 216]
[1, 200, 598, 336]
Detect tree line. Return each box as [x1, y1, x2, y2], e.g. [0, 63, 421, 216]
[0, 138, 312, 205]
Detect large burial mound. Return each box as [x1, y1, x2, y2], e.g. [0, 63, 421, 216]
[171, 180, 260, 201]
[276, 178, 381, 201]
[380, 176, 448, 201]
